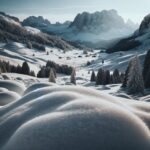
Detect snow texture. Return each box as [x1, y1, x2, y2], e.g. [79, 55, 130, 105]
[0, 83, 150, 150]
[0, 80, 25, 95]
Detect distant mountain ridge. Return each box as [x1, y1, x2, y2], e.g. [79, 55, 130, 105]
[107, 13, 150, 53]
[21, 10, 138, 49]
[69, 10, 136, 34]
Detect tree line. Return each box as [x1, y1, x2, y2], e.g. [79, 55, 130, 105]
[0, 61, 35, 77]
[90, 69, 124, 85]
[90, 49, 150, 95]
[37, 60, 73, 78]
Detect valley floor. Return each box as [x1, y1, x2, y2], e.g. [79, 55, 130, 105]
[1, 42, 150, 150]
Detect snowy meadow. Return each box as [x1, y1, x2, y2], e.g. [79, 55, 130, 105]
[1, 7, 150, 150]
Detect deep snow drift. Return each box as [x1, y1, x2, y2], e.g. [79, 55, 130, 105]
[1, 81, 150, 150]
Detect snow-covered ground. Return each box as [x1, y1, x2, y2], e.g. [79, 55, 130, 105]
[0, 41, 146, 77]
[0, 41, 150, 150]
[0, 79, 150, 150]
[0, 42, 99, 74]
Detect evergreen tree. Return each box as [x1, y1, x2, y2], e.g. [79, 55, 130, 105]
[122, 60, 132, 88]
[143, 49, 150, 88]
[120, 73, 125, 83]
[49, 68, 56, 83]
[143, 49, 150, 81]
[5, 62, 11, 72]
[30, 71, 35, 77]
[22, 61, 30, 75]
[113, 69, 121, 84]
[105, 70, 111, 85]
[16, 65, 22, 74]
[145, 69, 150, 88]
[127, 56, 144, 95]
[70, 68, 76, 85]
[96, 68, 105, 85]
[110, 75, 114, 84]
[90, 70, 96, 82]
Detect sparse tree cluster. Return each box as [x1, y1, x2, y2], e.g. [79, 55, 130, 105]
[37, 60, 73, 78]
[91, 69, 124, 85]
[0, 60, 35, 77]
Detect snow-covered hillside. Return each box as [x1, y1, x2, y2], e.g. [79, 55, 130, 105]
[0, 13, 74, 51]
[0, 42, 99, 74]
[0, 80, 150, 150]
[0, 41, 146, 79]
[107, 13, 150, 53]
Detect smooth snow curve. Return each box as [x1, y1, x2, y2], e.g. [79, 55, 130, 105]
[0, 80, 25, 95]
[0, 84, 150, 150]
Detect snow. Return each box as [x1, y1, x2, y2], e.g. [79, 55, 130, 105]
[1, 85, 150, 150]
[0, 91, 20, 106]
[23, 82, 57, 95]
[25, 26, 41, 34]
[0, 80, 25, 95]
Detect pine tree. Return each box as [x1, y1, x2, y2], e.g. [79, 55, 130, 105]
[16, 65, 22, 74]
[49, 68, 56, 83]
[143, 49, 150, 88]
[113, 69, 121, 84]
[122, 60, 132, 88]
[127, 56, 144, 95]
[22, 61, 30, 75]
[143, 49, 150, 81]
[120, 73, 125, 83]
[70, 68, 76, 85]
[5, 62, 11, 72]
[90, 70, 96, 82]
[96, 69, 105, 85]
[30, 71, 35, 77]
[105, 70, 111, 85]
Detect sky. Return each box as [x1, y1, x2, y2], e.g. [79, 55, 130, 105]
[0, 0, 150, 23]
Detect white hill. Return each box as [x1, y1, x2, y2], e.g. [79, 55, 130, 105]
[0, 82, 150, 150]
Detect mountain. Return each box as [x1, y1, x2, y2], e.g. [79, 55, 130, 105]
[22, 16, 51, 27]
[68, 10, 138, 42]
[107, 13, 150, 53]
[0, 13, 74, 50]
[70, 10, 132, 33]
[22, 10, 138, 49]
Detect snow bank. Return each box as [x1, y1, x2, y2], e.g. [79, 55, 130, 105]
[24, 82, 56, 95]
[1, 85, 150, 150]
[0, 80, 25, 95]
[0, 91, 20, 106]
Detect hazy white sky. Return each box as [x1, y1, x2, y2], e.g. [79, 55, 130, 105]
[0, 0, 150, 23]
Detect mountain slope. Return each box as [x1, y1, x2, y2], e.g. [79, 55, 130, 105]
[107, 13, 150, 53]
[0, 13, 73, 50]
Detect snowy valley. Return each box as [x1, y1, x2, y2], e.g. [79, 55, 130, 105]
[1, 8, 150, 150]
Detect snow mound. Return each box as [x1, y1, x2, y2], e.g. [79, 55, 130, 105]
[1, 85, 150, 150]
[0, 88, 8, 92]
[0, 80, 25, 95]
[0, 91, 20, 106]
[24, 82, 57, 95]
